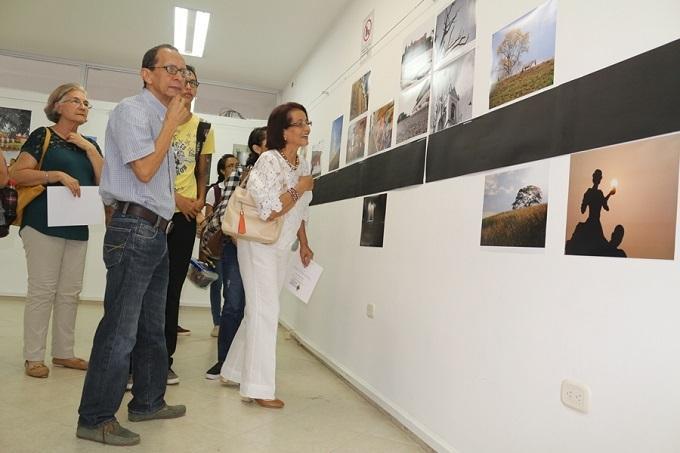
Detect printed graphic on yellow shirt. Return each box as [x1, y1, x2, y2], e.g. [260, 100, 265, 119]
[171, 115, 215, 199]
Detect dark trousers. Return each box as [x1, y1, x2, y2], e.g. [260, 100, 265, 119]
[78, 213, 169, 427]
[217, 239, 245, 362]
[165, 212, 196, 368]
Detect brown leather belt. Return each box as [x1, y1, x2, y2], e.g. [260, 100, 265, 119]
[114, 201, 173, 234]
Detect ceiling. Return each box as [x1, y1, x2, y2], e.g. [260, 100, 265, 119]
[0, 0, 355, 93]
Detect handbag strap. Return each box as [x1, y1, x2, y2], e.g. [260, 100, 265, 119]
[37, 127, 52, 171]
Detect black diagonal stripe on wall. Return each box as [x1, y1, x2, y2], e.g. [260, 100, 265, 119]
[311, 138, 426, 205]
[427, 38, 680, 182]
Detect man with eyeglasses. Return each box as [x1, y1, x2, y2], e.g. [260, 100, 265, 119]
[163, 64, 214, 385]
[77, 44, 191, 446]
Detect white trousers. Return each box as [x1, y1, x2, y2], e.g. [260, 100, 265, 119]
[21, 226, 87, 361]
[221, 239, 289, 399]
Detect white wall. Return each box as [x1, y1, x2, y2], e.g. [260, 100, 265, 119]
[279, 0, 680, 452]
[0, 86, 264, 306]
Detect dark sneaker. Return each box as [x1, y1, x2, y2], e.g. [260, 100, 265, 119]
[177, 326, 191, 336]
[128, 403, 186, 422]
[167, 369, 180, 385]
[76, 420, 140, 446]
[205, 362, 224, 380]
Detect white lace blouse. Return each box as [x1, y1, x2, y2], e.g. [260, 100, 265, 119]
[246, 150, 312, 249]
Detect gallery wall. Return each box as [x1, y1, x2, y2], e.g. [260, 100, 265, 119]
[0, 86, 264, 306]
[277, 0, 680, 452]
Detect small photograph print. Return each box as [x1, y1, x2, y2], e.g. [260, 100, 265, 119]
[396, 78, 430, 144]
[401, 21, 434, 90]
[329, 115, 343, 171]
[360, 193, 387, 247]
[367, 101, 394, 155]
[311, 150, 322, 177]
[0, 107, 31, 158]
[565, 133, 680, 260]
[481, 162, 549, 248]
[434, 0, 476, 66]
[346, 116, 367, 164]
[489, 0, 557, 109]
[430, 49, 475, 134]
[232, 143, 250, 165]
[350, 71, 371, 121]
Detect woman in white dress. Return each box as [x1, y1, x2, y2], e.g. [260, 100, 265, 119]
[220, 102, 314, 408]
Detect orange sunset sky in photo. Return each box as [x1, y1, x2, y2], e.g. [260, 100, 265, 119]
[566, 133, 680, 259]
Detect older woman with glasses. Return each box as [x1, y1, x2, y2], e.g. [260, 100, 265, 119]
[10, 83, 103, 379]
[220, 102, 314, 408]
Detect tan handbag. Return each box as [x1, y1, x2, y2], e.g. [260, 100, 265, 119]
[222, 185, 282, 244]
[11, 127, 51, 226]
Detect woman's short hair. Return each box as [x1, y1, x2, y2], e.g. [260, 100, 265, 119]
[266, 102, 307, 151]
[44, 83, 86, 123]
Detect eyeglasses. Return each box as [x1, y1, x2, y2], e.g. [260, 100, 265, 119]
[147, 65, 192, 79]
[288, 120, 312, 128]
[185, 79, 200, 88]
[60, 98, 92, 109]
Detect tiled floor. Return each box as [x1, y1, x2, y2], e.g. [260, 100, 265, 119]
[0, 297, 429, 452]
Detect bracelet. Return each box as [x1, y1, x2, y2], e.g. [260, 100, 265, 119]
[287, 187, 299, 202]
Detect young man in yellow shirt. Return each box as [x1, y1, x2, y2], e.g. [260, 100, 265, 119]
[165, 65, 214, 384]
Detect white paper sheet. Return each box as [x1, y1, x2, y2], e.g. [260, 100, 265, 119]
[47, 186, 105, 226]
[285, 253, 323, 304]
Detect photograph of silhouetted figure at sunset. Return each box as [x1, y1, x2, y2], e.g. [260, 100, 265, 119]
[565, 133, 680, 260]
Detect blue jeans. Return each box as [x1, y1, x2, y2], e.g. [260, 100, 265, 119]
[209, 256, 223, 326]
[78, 213, 170, 427]
[217, 240, 245, 362]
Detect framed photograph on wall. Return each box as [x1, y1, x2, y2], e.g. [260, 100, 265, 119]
[481, 162, 549, 248]
[0, 106, 32, 162]
[367, 101, 394, 155]
[489, 0, 557, 109]
[565, 133, 680, 260]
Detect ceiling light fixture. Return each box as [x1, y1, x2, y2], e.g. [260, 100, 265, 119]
[174, 6, 210, 58]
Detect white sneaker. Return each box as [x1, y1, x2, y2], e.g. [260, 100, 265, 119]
[167, 369, 180, 385]
[210, 325, 219, 338]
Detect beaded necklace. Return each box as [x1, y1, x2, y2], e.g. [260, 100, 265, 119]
[278, 149, 299, 170]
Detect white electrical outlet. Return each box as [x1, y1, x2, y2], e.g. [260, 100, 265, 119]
[561, 379, 590, 413]
[366, 304, 375, 318]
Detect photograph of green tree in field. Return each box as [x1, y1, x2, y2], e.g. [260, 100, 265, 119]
[489, 0, 556, 109]
[481, 162, 549, 247]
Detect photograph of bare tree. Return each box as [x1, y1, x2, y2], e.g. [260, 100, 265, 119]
[346, 116, 367, 164]
[489, 0, 557, 109]
[367, 101, 394, 155]
[350, 71, 371, 121]
[481, 162, 549, 248]
[434, 0, 476, 68]
[396, 78, 430, 144]
[400, 21, 434, 90]
[430, 49, 475, 134]
[0, 106, 31, 161]
[329, 115, 343, 171]
[565, 133, 680, 260]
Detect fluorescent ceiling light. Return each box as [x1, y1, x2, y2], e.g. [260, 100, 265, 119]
[174, 7, 188, 54]
[174, 6, 210, 57]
